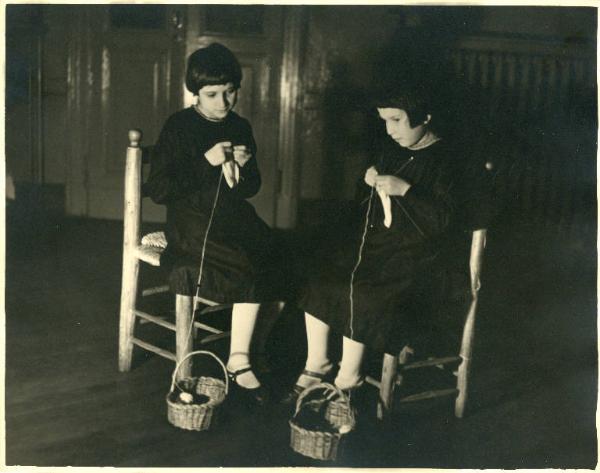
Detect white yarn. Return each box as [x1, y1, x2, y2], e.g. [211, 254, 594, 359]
[344, 155, 418, 393]
[377, 189, 393, 228]
[348, 156, 415, 341]
[349, 185, 375, 341]
[184, 170, 225, 349]
[222, 160, 239, 188]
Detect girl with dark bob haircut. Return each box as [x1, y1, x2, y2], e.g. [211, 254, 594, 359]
[185, 43, 242, 94]
[144, 43, 290, 407]
[371, 75, 438, 132]
[282, 73, 464, 403]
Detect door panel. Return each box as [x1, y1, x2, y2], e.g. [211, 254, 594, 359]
[81, 5, 184, 222]
[101, 43, 170, 174]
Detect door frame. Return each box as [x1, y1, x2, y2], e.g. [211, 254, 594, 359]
[66, 7, 95, 216]
[275, 6, 306, 229]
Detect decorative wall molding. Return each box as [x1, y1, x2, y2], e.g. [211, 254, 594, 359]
[454, 34, 594, 58]
[275, 6, 307, 229]
[447, 34, 596, 124]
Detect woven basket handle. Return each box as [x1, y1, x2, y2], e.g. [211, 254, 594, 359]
[293, 382, 349, 418]
[169, 350, 229, 395]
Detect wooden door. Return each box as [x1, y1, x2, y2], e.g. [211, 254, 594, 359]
[69, 5, 185, 221]
[185, 5, 284, 226]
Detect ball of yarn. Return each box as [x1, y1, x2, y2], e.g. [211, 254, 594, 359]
[338, 424, 352, 434]
[179, 392, 194, 403]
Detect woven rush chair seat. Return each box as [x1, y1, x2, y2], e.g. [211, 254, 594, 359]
[137, 232, 168, 266]
[141, 231, 168, 249]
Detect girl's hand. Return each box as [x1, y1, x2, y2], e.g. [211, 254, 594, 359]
[233, 145, 252, 167]
[205, 141, 233, 166]
[374, 175, 412, 196]
[364, 166, 378, 187]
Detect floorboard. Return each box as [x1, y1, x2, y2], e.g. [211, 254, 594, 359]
[4, 217, 597, 468]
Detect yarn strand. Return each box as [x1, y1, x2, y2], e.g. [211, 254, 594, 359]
[184, 170, 225, 349]
[348, 185, 375, 341]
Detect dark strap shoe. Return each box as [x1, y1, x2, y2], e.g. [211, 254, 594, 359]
[227, 367, 270, 407]
[280, 369, 333, 405]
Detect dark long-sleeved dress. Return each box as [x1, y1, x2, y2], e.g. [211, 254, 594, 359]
[299, 137, 459, 354]
[143, 107, 289, 303]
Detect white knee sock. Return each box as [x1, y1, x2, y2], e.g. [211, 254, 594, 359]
[305, 312, 333, 372]
[296, 313, 333, 388]
[335, 336, 365, 390]
[227, 303, 260, 389]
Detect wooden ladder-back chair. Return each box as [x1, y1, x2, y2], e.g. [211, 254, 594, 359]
[366, 228, 487, 420]
[118, 129, 231, 378]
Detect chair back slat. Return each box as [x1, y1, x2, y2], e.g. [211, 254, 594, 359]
[469, 229, 487, 295]
[123, 130, 143, 252]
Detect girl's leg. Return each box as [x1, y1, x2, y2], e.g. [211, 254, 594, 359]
[335, 336, 366, 390]
[296, 312, 334, 389]
[227, 302, 261, 389]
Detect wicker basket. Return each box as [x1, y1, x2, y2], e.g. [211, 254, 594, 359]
[289, 382, 356, 461]
[166, 350, 228, 431]
[325, 395, 355, 429]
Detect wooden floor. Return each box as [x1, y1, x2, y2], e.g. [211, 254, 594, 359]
[4, 217, 597, 468]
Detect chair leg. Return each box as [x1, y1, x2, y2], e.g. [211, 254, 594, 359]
[175, 294, 194, 380]
[455, 355, 469, 418]
[118, 254, 140, 372]
[377, 353, 398, 420]
[455, 298, 478, 418]
[395, 345, 413, 386]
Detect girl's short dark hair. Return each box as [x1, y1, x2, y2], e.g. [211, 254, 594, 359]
[185, 43, 242, 95]
[371, 76, 431, 128]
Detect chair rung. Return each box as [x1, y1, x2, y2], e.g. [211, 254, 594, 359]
[403, 356, 461, 370]
[199, 331, 231, 345]
[142, 285, 170, 297]
[195, 296, 220, 307]
[134, 310, 175, 331]
[365, 376, 381, 388]
[399, 388, 458, 403]
[192, 321, 223, 335]
[198, 303, 233, 315]
[132, 337, 176, 361]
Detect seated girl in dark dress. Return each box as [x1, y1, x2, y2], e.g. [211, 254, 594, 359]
[143, 43, 289, 405]
[284, 78, 459, 399]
